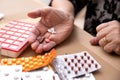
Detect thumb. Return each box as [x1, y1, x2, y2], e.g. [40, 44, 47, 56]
[27, 7, 51, 18]
[89, 37, 99, 45]
[27, 9, 45, 18]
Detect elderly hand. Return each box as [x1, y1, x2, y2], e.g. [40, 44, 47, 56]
[27, 7, 74, 53]
[90, 20, 120, 55]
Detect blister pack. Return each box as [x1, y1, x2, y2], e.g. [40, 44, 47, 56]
[1, 49, 56, 72]
[22, 66, 60, 80]
[52, 51, 101, 80]
[0, 65, 22, 80]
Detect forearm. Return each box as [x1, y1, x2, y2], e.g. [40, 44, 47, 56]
[50, 0, 75, 16]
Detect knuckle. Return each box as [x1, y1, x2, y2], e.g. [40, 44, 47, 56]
[96, 26, 100, 32]
[111, 20, 120, 28]
[115, 47, 120, 55]
[111, 20, 119, 24]
[104, 45, 113, 53]
[113, 38, 120, 44]
[104, 47, 111, 53]
[98, 39, 102, 46]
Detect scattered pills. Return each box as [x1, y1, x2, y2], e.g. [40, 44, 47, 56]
[47, 27, 56, 34]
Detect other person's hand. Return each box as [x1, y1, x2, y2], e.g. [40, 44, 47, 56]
[90, 20, 120, 55]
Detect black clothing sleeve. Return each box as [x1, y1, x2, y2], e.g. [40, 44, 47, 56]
[49, 0, 53, 6]
[69, 0, 88, 15]
[49, 0, 88, 15]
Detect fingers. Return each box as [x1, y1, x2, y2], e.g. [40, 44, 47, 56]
[27, 9, 42, 18]
[96, 21, 120, 41]
[98, 36, 113, 53]
[28, 19, 49, 44]
[96, 26, 113, 40]
[96, 33, 120, 55]
[96, 22, 109, 32]
[99, 36, 109, 47]
[97, 36, 120, 54]
[103, 42, 114, 53]
[114, 46, 120, 55]
[28, 7, 74, 54]
[28, 27, 40, 43]
[27, 7, 51, 18]
[89, 37, 99, 45]
[36, 41, 56, 53]
[30, 29, 57, 54]
[43, 41, 56, 51]
[31, 41, 39, 50]
[103, 41, 120, 54]
[35, 44, 43, 53]
[28, 29, 39, 43]
[90, 21, 120, 55]
[28, 33, 37, 43]
[31, 40, 56, 53]
[90, 22, 110, 45]
[90, 26, 112, 45]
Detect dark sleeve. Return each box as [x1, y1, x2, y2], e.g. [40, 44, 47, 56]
[69, 0, 88, 15]
[118, 18, 120, 22]
[49, 0, 88, 15]
[49, 0, 53, 6]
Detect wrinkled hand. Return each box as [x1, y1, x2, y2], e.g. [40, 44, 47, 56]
[90, 20, 120, 55]
[27, 7, 74, 53]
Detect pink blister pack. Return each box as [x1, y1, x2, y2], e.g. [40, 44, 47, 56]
[52, 51, 101, 80]
[0, 20, 35, 57]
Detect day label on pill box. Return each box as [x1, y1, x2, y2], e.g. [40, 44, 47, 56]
[52, 51, 101, 80]
[0, 20, 35, 57]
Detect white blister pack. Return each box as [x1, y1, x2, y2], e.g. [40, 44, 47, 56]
[0, 65, 22, 80]
[0, 65, 60, 80]
[22, 67, 60, 80]
[72, 73, 95, 80]
[52, 51, 101, 80]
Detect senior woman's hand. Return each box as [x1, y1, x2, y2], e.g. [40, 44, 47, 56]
[90, 20, 120, 55]
[27, 7, 74, 53]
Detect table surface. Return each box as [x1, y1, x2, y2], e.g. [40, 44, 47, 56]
[0, 0, 120, 80]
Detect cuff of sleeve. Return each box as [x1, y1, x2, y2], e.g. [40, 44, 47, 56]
[49, 0, 53, 6]
[118, 18, 120, 22]
[69, 0, 88, 15]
